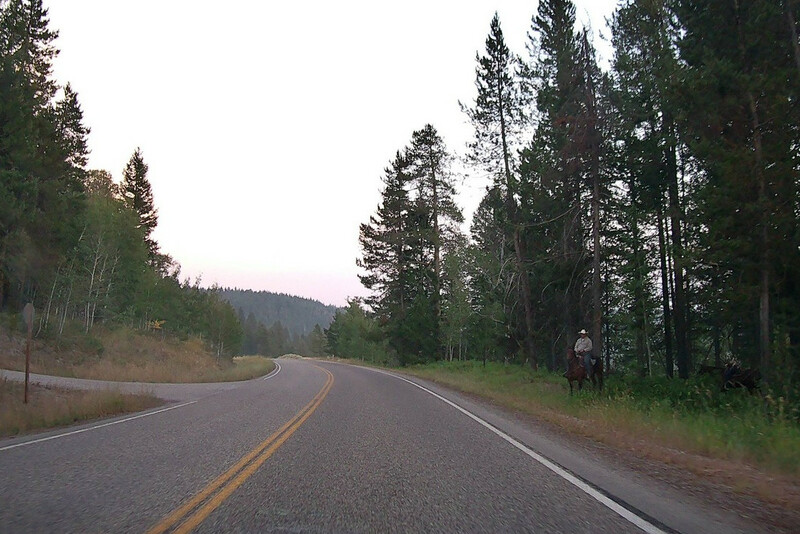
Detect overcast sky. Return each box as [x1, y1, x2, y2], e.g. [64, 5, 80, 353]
[46, 1, 617, 307]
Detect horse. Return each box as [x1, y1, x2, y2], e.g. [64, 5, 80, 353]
[564, 348, 586, 395]
[698, 364, 726, 376]
[699, 362, 762, 393]
[722, 363, 761, 394]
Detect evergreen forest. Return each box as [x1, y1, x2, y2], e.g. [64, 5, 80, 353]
[0, 0, 244, 356]
[221, 289, 336, 358]
[0, 0, 339, 361]
[3, 0, 800, 403]
[329, 0, 800, 404]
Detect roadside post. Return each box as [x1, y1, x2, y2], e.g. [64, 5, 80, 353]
[22, 303, 34, 404]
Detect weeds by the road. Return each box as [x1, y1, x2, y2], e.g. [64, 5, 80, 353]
[0, 322, 276, 438]
[225, 356, 277, 381]
[0, 324, 275, 383]
[404, 360, 800, 482]
[602, 375, 800, 475]
[0, 378, 163, 438]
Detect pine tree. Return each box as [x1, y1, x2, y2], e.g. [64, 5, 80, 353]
[468, 186, 515, 362]
[577, 29, 605, 371]
[674, 0, 800, 376]
[463, 13, 539, 367]
[121, 147, 159, 263]
[358, 151, 423, 362]
[53, 83, 90, 171]
[0, 0, 87, 310]
[358, 151, 413, 316]
[358, 127, 464, 363]
[520, 0, 587, 365]
[609, 0, 695, 377]
[406, 123, 464, 354]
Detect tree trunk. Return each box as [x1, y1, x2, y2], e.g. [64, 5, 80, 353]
[748, 92, 770, 374]
[431, 163, 441, 337]
[85, 238, 101, 333]
[512, 226, 537, 367]
[734, 0, 771, 376]
[603, 267, 612, 373]
[585, 37, 603, 370]
[633, 221, 647, 377]
[39, 270, 59, 335]
[664, 117, 690, 378]
[656, 203, 674, 377]
[786, 1, 800, 75]
[59, 284, 72, 337]
[498, 80, 537, 369]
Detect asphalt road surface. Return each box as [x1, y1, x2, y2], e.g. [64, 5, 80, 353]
[0, 358, 764, 533]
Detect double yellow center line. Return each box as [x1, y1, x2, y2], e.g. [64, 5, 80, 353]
[147, 366, 334, 534]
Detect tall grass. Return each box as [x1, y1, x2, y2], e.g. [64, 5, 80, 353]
[405, 360, 800, 479]
[0, 323, 276, 438]
[0, 323, 275, 383]
[0, 378, 162, 438]
[602, 374, 800, 474]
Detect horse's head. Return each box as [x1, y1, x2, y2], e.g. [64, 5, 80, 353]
[566, 347, 575, 360]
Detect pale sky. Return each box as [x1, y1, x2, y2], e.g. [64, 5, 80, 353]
[46, 1, 617, 307]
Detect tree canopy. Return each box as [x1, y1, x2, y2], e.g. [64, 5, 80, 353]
[346, 0, 800, 402]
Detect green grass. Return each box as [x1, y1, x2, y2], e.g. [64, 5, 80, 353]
[403, 360, 800, 479]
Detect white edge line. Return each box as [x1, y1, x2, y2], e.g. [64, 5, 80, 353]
[0, 400, 197, 452]
[263, 361, 282, 380]
[2, 360, 281, 452]
[362, 365, 668, 534]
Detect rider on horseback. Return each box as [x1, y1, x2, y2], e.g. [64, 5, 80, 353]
[575, 329, 594, 378]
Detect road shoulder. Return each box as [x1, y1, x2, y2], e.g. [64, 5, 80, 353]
[322, 360, 795, 534]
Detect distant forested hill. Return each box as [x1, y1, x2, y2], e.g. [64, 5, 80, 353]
[219, 289, 339, 336]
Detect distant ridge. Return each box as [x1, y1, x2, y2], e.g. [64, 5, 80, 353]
[220, 288, 339, 336]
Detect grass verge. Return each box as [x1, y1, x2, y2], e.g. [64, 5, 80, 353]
[0, 323, 276, 438]
[403, 360, 800, 509]
[0, 325, 276, 383]
[0, 378, 163, 439]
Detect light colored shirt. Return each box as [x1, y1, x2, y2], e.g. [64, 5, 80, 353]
[575, 336, 593, 355]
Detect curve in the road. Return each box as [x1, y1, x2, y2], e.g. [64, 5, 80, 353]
[0, 362, 284, 453]
[0, 361, 283, 402]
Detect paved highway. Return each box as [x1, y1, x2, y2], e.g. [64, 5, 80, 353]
[0, 359, 763, 533]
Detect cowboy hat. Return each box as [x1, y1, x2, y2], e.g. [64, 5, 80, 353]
[578, 329, 588, 335]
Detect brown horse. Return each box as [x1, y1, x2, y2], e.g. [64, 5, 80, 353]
[722, 363, 761, 393]
[565, 348, 586, 394]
